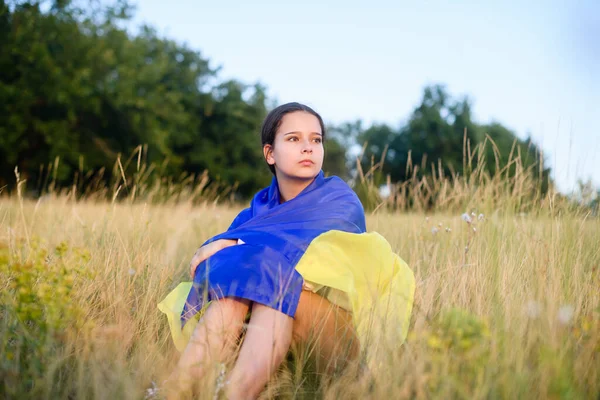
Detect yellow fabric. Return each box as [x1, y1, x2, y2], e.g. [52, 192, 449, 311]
[157, 231, 415, 352]
[294, 231, 415, 343]
[157, 282, 203, 351]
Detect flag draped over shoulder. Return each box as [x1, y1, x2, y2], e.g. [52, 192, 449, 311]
[158, 171, 415, 352]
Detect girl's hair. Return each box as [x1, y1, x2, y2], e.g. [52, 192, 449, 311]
[261, 102, 326, 175]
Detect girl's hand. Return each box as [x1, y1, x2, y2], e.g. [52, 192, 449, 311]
[189, 239, 238, 279]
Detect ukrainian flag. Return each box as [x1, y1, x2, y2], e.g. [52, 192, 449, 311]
[158, 172, 415, 353]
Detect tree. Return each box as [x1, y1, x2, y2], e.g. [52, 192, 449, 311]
[0, 2, 552, 201]
[180, 80, 271, 196]
[356, 84, 551, 192]
[0, 1, 271, 198]
[480, 123, 550, 190]
[357, 85, 481, 182]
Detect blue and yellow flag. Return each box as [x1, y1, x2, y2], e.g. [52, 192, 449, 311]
[158, 171, 415, 352]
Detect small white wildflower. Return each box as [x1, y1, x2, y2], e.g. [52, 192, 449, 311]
[431, 227, 439, 235]
[525, 301, 541, 319]
[144, 381, 160, 400]
[445, 227, 452, 233]
[478, 213, 484, 221]
[464, 245, 469, 252]
[471, 212, 476, 217]
[128, 268, 136, 276]
[461, 213, 472, 224]
[425, 217, 429, 222]
[557, 305, 574, 325]
[438, 222, 443, 227]
[472, 227, 477, 233]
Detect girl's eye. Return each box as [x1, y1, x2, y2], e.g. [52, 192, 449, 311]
[313, 138, 322, 143]
[288, 137, 298, 142]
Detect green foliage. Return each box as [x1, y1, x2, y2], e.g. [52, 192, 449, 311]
[322, 135, 350, 180]
[356, 84, 551, 192]
[409, 308, 492, 398]
[0, 237, 93, 398]
[0, 1, 270, 198]
[0, 2, 561, 204]
[178, 80, 272, 196]
[425, 308, 491, 353]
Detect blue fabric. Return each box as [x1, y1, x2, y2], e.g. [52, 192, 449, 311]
[181, 171, 366, 325]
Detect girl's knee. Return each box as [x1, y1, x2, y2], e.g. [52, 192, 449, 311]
[192, 298, 249, 340]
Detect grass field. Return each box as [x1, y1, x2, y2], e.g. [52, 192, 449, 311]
[1, 165, 599, 399]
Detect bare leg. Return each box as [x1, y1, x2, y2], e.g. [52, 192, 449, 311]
[291, 289, 360, 374]
[225, 303, 293, 400]
[166, 297, 250, 397]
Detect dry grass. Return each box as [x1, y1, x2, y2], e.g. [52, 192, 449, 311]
[1, 148, 599, 399]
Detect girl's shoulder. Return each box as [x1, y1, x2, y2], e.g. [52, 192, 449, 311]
[323, 175, 355, 192]
[322, 175, 363, 203]
[227, 207, 252, 231]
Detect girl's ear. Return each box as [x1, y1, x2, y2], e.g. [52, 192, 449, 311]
[263, 144, 275, 165]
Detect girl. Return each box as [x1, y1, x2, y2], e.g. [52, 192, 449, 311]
[160, 102, 414, 399]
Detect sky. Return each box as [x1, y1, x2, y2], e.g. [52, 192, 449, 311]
[130, 0, 599, 193]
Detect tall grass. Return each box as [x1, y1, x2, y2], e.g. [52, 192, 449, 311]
[354, 134, 565, 215]
[22, 145, 237, 205]
[1, 143, 598, 399]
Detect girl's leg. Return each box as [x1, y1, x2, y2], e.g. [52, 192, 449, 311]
[225, 303, 294, 400]
[292, 289, 360, 374]
[167, 297, 250, 394]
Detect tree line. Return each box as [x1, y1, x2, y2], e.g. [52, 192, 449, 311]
[0, 0, 551, 201]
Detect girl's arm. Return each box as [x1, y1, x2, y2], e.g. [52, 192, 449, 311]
[188, 208, 252, 278]
[189, 238, 237, 279]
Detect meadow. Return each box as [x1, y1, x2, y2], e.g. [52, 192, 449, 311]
[1, 154, 599, 399]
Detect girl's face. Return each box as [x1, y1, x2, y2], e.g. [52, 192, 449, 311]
[264, 111, 324, 181]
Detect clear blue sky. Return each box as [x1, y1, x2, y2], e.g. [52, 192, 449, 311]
[131, 0, 599, 193]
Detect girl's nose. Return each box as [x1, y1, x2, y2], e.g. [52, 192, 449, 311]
[302, 144, 313, 153]
[301, 139, 313, 153]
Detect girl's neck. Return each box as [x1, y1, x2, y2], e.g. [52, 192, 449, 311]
[276, 175, 316, 204]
